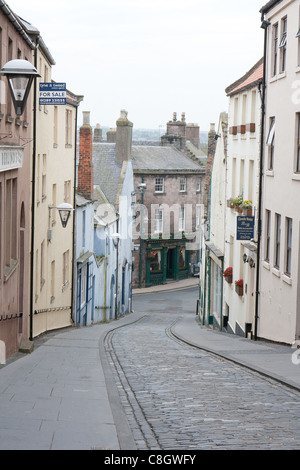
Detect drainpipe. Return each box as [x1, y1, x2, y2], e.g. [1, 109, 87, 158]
[254, 15, 270, 341]
[29, 36, 40, 342]
[71, 103, 79, 324]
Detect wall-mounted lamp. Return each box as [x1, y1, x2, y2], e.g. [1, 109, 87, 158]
[0, 59, 40, 116]
[48, 203, 74, 241]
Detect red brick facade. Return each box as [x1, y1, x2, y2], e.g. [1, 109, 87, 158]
[78, 118, 94, 200]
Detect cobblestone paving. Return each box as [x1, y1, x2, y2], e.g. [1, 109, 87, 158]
[107, 312, 300, 450]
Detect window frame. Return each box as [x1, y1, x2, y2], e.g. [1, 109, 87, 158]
[274, 213, 281, 269]
[155, 177, 164, 193]
[154, 208, 163, 233]
[285, 217, 292, 277]
[179, 177, 187, 193]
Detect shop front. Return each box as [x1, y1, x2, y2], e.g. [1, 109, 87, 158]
[145, 238, 192, 287]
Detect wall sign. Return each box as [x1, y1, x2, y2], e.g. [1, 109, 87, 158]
[0, 147, 24, 172]
[237, 216, 255, 241]
[39, 82, 66, 105]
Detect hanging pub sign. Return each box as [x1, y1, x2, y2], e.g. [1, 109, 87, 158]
[237, 216, 255, 241]
[39, 82, 66, 105]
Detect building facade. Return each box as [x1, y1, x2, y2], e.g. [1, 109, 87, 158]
[76, 110, 134, 324]
[24, 25, 83, 339]
[259, 0, 300, 344]
[223, 59, 263, 338]
[0, 4, 34, 359]
[132, 145, 205, 288]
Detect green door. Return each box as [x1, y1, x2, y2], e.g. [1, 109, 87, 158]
[167, 248, 176, 279]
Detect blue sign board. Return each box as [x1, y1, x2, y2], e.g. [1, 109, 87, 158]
[237, 216, 255, 241]
[39, 83, 66, 105]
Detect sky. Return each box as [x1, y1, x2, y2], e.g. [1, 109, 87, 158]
[6, 0, 265, 132]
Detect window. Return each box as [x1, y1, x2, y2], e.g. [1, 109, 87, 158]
[272, 23, 279, 76]
[5, 178, 17, 270]
[63, 250, 70, 287]
[265, 210, 271, 262]
[179, 247, 186, 268]
[267, 118, 275, 170]
[40, 240, 45, 289]
[279, 17, 287, 73]
[64, 180, 71, 203]
[155, 177, 164, 193]
[149, 251, 161, 272]
[285, 218, 292, 276]
[42, 154, 47, 201]
[80, 264, 87, 308]
[65, 109, 72, 146]
[296, 114, 300, 172]
[196, 205, 201, 230]
[196, 178, 201, 192]
[180, 177, 186, 192]
[154, 209, 163, 233]
[53, 106, 58, 146]
[274, 213, 281, 269]
[179, 206, 185, 232]
[52, 184, 56, 224]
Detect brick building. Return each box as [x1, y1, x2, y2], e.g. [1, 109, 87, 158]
[132, 144, 206, 288]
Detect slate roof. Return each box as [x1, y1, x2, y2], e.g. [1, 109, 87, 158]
[92, 143, 122, 206]
[132, 145, 204, 174]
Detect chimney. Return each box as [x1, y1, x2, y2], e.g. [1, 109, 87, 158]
[78, 111, 94, 200]
[93, 123, 102, 143]
[116, 109, 133, 163]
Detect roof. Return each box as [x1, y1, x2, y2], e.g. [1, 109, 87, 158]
[225, 58, 264, 97]
[92, 143, 123, 206]
[260, 0, 283, 15]
[132, 145, 204, 174]
[0, 1, 35, 49]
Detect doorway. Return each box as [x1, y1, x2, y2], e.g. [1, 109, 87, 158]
[167, 248, 176, 279]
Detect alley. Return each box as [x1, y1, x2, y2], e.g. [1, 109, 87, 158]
[106, 287, 300, 450]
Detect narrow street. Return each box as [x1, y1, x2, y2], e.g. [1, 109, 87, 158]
[105, 287, 300, 450]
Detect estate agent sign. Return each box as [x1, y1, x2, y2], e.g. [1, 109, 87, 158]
[39, 83, 66, 105]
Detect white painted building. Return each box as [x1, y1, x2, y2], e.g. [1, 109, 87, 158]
[224, 59, 263, 337]
[259, 0, 300, 344]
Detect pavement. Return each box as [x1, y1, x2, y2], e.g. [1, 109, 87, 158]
[0, 276, 299, 450]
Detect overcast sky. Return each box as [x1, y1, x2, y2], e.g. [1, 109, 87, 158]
[7, 0, 265, 132]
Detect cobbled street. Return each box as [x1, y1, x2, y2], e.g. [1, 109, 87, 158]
[105, 287, 300, 450]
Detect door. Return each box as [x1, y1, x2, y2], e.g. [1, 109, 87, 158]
[167, 249, 176, 279]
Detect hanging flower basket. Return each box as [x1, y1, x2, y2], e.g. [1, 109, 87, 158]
[235, 279, 244, 296]
[147, 252, 156, 260]
[223, 267, 232, 284]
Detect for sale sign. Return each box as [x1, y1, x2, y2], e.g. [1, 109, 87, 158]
[39, 82, 66, 105]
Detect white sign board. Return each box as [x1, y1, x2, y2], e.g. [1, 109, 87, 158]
[39, 83, 66, 105]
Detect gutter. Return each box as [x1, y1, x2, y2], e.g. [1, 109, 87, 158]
[0, 1, 35, 49]
[254, 15, 270, 341]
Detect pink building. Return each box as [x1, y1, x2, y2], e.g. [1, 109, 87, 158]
[0, 4, 34, 359]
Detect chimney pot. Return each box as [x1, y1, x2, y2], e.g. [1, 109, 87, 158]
[82, 111, 91, 126]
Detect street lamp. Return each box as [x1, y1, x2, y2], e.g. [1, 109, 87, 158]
[111, 231, 121, 320]
[48, 203, 74, 241]
[0, 59, 40, 116]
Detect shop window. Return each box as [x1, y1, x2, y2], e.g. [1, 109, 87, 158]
[148, 251, 162, 273]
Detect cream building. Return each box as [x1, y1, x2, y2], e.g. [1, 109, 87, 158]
[259, 0, 300, 344]
[19, 18, 83, 338]
[224, 59, 263, 338]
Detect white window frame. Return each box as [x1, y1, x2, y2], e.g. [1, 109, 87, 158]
[80, 264, 87, 308]
[155, 177, 164, 193]
[154, 208, 163, 233]
[180, 177, 187, 192]
[179, 206, 185, 232]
